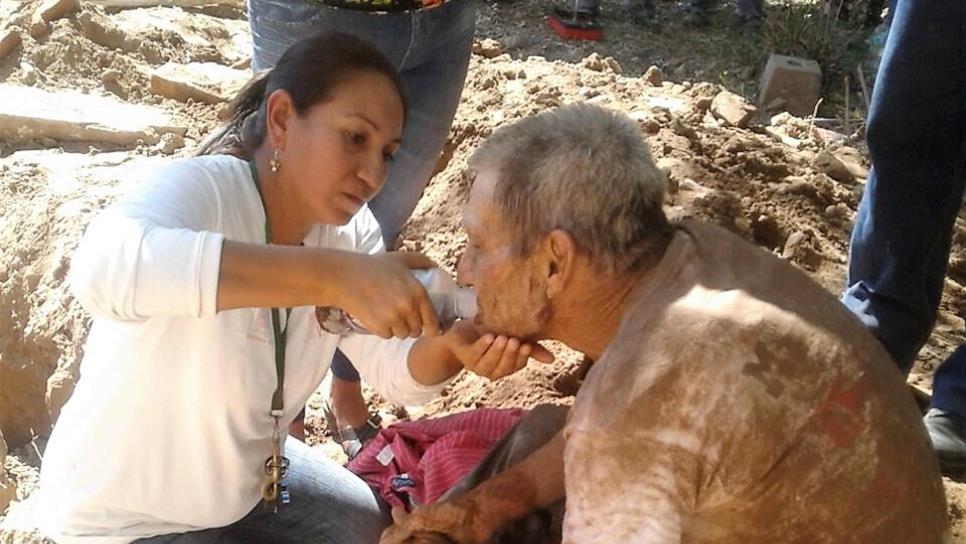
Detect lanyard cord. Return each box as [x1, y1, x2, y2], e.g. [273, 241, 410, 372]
[248, 160, 292, 417]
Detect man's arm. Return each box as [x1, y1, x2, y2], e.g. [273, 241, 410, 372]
[380, 430, 566, 544]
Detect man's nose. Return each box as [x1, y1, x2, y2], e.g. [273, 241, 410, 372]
[456, 252, 474, 286]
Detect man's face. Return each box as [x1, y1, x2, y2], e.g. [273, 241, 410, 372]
[457, 167, 552, 340]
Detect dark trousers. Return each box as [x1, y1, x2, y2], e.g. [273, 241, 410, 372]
[841, 0, 966, 414]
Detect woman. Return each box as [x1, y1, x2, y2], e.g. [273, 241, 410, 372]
[36, 32, 540, 544]
[245, 0, 478, 445]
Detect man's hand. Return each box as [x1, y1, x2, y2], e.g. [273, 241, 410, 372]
[380, 503, 493, 544]
[444, 320, 554, 381]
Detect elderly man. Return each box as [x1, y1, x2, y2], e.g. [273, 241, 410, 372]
[381, 104, 948, 543]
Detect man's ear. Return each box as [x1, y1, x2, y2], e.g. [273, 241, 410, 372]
[544, 229, 576, 299]
[265, 89, 295, 152]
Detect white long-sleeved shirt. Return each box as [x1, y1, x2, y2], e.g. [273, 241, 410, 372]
[37, 154, 449, 543]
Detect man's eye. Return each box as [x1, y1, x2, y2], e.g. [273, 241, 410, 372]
[346, 131, 365, 145]
[383, 152, 396, 163]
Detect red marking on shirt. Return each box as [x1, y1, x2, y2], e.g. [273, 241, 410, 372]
[812, 374, 868, 448]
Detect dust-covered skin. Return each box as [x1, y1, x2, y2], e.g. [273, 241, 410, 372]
[457, 168, 552, 340]
[563, 220, 949, 543]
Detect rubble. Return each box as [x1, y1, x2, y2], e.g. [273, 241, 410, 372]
[710, 90, 757, 129]
[0, 85, 186, 146]
[759, 54, 822, 117]
[643, 65, 663, 87]
[149, 62, 251, 104]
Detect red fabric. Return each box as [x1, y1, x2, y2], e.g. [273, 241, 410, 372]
[347, 408, 523, 510]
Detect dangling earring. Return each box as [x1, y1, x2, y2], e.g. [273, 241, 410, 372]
[270, 149, 281, 173]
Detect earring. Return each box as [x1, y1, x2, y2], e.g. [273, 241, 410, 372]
[270, 149, 281, 173]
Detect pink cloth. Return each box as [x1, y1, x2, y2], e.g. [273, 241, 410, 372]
[347, 408, 524, 510]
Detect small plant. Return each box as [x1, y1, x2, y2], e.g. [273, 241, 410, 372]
[765, 0, 869, 94]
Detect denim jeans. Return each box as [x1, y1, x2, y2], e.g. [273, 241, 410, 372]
[136, 439, 389, 543]
[841, 0, 966, 413]
[247, 0, 476, 247]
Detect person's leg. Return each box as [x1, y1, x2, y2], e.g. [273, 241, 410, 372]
[841, 0, 966, 375]
[366, 0, 476, 246]
[137, 439, 388, 543]
[329, 351, 368, 430]
[839, 0, 966, 472]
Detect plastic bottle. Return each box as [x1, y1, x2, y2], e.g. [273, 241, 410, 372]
[315, 268, 478, 336]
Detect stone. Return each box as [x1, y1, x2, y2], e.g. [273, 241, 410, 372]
[472, 38, 502, 59]
[150, 62, 251, 104]
[830, 146, 867, 179]
[100, 69, 127, 99]
[38, 0, 78, 22]
[813, 147, 867, 183]
[710, 90, 757, 129]
[759, 54, 822, 117]
[782, 230, 807, 259]
[157, 132, 185, 155]
[77, 11, 127, 50]
[0, 84, 186, 146]
[28, 19, 48, 39]
[604, 57, 622, 74]
[0, 30, 21, 62]
[643, 65, 663, 86]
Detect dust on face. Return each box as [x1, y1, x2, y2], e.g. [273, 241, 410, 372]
[457, 167, 552, 340]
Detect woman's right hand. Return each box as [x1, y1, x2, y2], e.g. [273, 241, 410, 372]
[331, 251, 441, 339]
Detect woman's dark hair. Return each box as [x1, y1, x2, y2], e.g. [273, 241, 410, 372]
[197, 31, 407, 158]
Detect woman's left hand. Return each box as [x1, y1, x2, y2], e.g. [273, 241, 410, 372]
[442, 321, 554, 381]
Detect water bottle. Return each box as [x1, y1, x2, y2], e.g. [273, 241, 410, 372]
[315, 268, 478, 336]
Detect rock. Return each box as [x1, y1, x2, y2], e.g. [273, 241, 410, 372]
[100, 69, 126, 99]
[472, 38, 502, 59]
[0, 430, 15, 515]
[830, 146, 867, 179]
[580, 53, 606, 72]
[150, 62, 251, 104]
[0, 29, 21, 62]
[604, 57, 622, 74]
[643, 65, 663, 86]
[77, 11, 127, 50]
[692, 96, 713, 113]
[759, 54, 822, 117]
[0, 84, 186, 146]
[813, 147, 867, 183]
[710, 90, 757, 129]
[824, 202, 852, 225]
[782, 230, 807, 259]
[37, 0, 78, 23]
[28, 20, 48, 39]
[157, 132, 185, 155]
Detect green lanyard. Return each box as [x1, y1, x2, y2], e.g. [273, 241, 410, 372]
[247, 160, 292, 418]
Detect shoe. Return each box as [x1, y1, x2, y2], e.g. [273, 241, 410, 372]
[923, 408, 966, 476]
[322, 400, 383, 460]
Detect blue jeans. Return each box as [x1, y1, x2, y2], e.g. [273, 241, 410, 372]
[136, 439, 388, 543]
[841, 0, 966, 413]
[247, 0, 476, 247]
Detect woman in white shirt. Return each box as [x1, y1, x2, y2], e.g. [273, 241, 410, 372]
[36, 31, 544, 544]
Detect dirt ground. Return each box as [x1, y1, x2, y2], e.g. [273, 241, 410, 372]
[1, 0, 965, 541]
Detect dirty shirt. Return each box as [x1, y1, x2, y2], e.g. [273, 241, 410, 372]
[36, 154, 451, 543]
[563, 221, 948, 543]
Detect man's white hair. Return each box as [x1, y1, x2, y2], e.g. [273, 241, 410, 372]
[469, 103, 672, 273]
